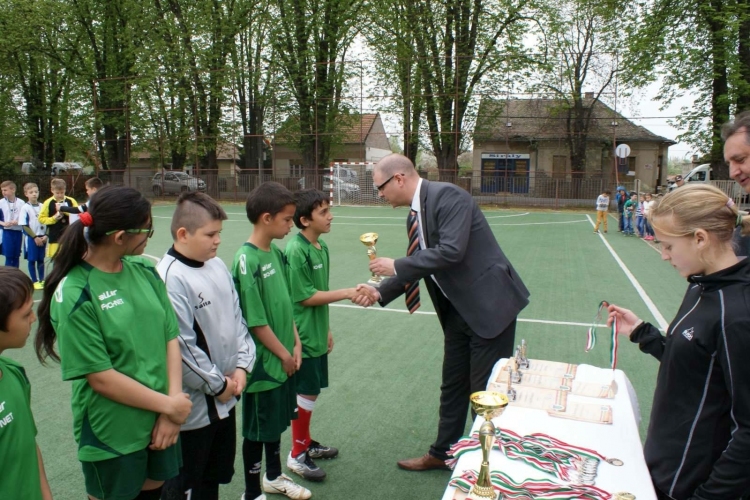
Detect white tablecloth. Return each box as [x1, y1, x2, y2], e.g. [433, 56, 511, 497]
[441, 360, 656, 500]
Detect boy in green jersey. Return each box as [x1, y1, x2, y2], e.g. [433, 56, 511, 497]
[232, 182, 310, 500]
[285, 189, 375, 481]
[0, 268, 52, 500]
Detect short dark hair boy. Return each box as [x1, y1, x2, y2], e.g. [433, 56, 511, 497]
[232, 182, 312, 500]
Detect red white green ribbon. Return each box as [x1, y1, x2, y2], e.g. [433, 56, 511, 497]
[586, 301, 619, 370]
[448, 469, 612, 499]
[447, 430, 609, 484]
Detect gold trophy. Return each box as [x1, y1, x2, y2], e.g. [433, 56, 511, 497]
[469, 391, 509, 500]
[360, 232, 384, 286]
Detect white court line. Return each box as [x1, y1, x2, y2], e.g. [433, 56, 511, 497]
[330, 303, 600, 327]
[151, 215, 586, 227]
[586, 214, 668, 329]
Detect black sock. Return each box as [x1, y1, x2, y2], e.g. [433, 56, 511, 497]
[265, 440, 282, 481]
[243, 439, 264, 499]
[135, 485, 163, 500]
[199, 481, 219, 500]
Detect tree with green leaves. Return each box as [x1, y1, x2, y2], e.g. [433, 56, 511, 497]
[401, 0, 538, 172]
[270, 0, 362, 172]
[534, 0, 623, 174]
[626, 0, 750, 179]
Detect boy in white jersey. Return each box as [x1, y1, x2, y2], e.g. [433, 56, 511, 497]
[0, 180, 26, 267]
[158, 192, 257, 500]
[19, 183, 47, 289]
[593, 189, 611, 234]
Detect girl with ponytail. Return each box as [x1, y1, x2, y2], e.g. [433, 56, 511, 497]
[607, 184, 750, 499]
[35, 186, 192, 500]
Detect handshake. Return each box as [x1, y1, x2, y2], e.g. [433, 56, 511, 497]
[348, 283, 380, 307]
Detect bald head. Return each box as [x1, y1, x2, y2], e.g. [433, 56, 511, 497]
[375, 154, 418, 178]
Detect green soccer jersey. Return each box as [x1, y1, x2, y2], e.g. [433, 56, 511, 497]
[0, 357, 42, 500]
[51, 256, 180, 462]
[285, 233, 330, 358]
[232, 242, 295, 393]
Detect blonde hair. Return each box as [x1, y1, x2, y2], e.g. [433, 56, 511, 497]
[23, 182, 38, 192]
[649, 184, 750, 241]
[1, 180, 16, 189]
[50, 178, 66, 190]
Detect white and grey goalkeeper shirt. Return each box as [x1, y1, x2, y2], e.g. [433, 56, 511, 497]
[157, 247, 256, 431]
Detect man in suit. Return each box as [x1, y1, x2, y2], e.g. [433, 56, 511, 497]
[357, 154, 530, 471]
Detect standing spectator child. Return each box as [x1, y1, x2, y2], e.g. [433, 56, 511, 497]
[19, 183, 47, 289]
[232, 182, 310, 500]
[35, 186, 192, 500]
[635, 194, 645, 238]
[38, 178, 78, 258]
[623, 193, 637, 236]
[0, 268, 53, 500]
[57, 177, 103, 215]
[158, 192, 257, 500]
[0, 181, 26, 267]
[643, 193, 656, 240]
[593, 189, 611, 234]
[284, 189, 375, 482]
[616, 188, 628, 232]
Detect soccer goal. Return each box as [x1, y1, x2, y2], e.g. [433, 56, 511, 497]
[327, 162, 389, 206]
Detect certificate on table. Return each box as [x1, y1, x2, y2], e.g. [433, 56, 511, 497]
[441, 360, 656, 500]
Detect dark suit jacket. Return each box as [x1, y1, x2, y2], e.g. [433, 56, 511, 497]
[378, 180, 530, 339]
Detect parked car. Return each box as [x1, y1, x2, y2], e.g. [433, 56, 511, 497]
[298, 175, 360, 200]
[21, 161, 47, 173]
[50, 162, 83, 175]
[152, 171, 206, 195]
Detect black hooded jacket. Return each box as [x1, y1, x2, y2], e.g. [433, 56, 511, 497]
[630, 258, 750, 499]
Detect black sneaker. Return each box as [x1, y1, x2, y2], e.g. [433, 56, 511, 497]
[286, 451, 326, 482]
[308, 440, 339, 459]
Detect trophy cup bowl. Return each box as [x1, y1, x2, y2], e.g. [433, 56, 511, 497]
[360, 232, 384, 286]
[468, 391, 508, 500]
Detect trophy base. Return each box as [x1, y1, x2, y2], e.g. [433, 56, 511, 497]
[468, 484, 497, 500]
[367, 277, 385, 288]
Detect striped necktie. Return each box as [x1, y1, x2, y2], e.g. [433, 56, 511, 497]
[405, 209, 421, 313]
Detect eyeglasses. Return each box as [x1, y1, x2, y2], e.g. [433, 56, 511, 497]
[375, 174, 397, 192]
[106, 226, 154, 238]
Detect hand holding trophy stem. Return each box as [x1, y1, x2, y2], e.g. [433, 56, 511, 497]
[360, 232, 384, 286]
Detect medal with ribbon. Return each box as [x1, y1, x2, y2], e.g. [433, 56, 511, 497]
[586, 301, 619, 370]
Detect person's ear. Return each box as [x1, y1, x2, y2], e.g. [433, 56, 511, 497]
[299, 216, 311, 228]
[175, 227, 189, 243]
[111, 230, 126, 246]
[693, 228, 708, 249]
[261, 212, 272, 225]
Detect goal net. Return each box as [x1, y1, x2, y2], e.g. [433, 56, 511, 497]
[326, 162, 389, 206]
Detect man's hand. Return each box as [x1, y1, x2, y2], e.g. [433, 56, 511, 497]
[230, 368, 247, 396]
[216, 377, 236, 403]
[150, 414, 181, 450]
[327, 331, 334, 354]
[369, 257, 396, 277]
[352, 284, 379, 307]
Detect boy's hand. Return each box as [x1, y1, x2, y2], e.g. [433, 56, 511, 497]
[352, 284, 379, 307]
[281, 355, 297, 377]
[165, 393, 192, 424]
[34, 236, 45, 247]
[293, 343, 302, 370]
[327, 332, 334, 354]
[53, 212, 63, 220]
[150, 414, 180, 450]
[230, 368, 247, 395]
[55, 203, 62, 211]
[216, 377, 236, 403]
